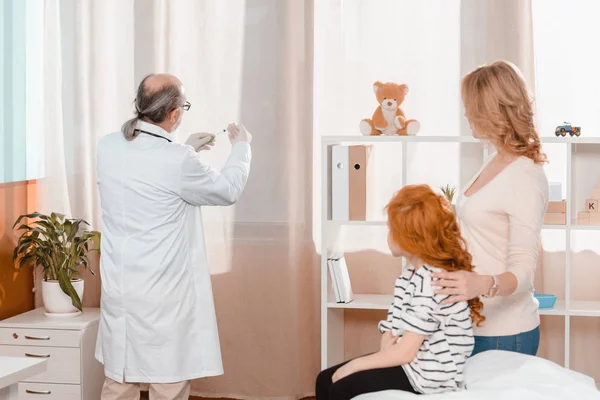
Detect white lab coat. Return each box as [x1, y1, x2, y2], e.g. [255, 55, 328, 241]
[95, 120, 251, 383]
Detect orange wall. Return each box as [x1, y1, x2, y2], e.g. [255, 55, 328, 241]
[0, 181, 36, 320]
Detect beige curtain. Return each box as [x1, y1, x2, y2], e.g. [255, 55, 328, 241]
[460, 0, 535, 88]
[191, 1, 319, 397]
[459, 0, 535, 184]
[36, 0, 318, 397]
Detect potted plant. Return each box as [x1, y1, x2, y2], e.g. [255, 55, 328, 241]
[12, 212, 100, 314]
[440, 184, 457, 212]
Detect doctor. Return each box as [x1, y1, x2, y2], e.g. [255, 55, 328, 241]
[95, 73, 252, 400]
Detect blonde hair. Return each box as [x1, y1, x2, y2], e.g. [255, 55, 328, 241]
[462, 60, 547, 164]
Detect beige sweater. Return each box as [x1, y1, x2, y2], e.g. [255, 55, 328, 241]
[456, 155, 549, 336]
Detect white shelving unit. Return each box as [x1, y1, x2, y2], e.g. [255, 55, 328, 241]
[320, 135, 600, 370]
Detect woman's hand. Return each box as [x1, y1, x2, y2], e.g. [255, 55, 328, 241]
[380, 331, 397, 352]
[431, 270, 493, 304]
[332, 360, 361, 383]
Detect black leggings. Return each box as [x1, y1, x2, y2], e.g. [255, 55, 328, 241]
[315, 358, 419, 400]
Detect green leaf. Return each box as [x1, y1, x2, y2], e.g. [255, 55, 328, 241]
[35, 221, 60, 239]
[58, 269, 82, 311]
[12, 212, 46, 229]
[31, 227, 50, 236]
[12, 245, 21, 263]
[79, 254, 90, 266]
[64, 220, 72, 239]
[49, 212, 65, 226]
[14, 244, 35, 263]
[13, 212, 98, 283]
[18, 256, 33, 270]
[82, 231, 101, 251]
[14, 224, 33, 232]
[92, 231, 101, 246]
[68, 220, 83, 241]
[440, 184, 457, 203]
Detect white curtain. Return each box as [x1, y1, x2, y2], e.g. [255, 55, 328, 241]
[37, 0, 318, 398]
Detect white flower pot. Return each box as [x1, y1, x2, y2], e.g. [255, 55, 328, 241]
[42, 279, 84, 314]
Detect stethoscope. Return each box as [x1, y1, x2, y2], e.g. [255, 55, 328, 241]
[134, 129, 172, 143]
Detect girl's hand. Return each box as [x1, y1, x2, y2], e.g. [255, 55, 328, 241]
[431, 270, 492, 304]
[332, 360, 360, 383]
[380, 331, 398, 352]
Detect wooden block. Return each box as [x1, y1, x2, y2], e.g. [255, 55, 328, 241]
[593, 188, 600, 200]
[577, 211, 590, 225]
[590, 212, 600, 225]
[584, 199, 599, 213]
[546, 201, 566, 213]
[543, 213, 566, 225]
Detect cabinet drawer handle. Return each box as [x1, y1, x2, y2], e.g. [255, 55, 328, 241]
[25, 353, 51, 358]
[25, 335, 51, 341]
[25, 389, 52, 394]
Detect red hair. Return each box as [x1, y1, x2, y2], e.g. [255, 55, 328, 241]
[386, 184, 485, 327]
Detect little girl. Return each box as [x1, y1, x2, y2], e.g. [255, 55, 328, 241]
[316, 184, 485, 400]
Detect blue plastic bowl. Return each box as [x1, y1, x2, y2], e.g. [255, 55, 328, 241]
[534, 293, 557, 309]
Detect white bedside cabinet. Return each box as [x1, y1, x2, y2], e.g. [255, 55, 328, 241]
[0, 308, 104, 400]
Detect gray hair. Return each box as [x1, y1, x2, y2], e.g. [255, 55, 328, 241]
[122, 75, 185, 140]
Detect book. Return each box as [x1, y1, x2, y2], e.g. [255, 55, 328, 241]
[337, 256, 354, 303]
[328, 258, 342, 302]
[327, 254, 354, 304]
[333, 257, 344, 302]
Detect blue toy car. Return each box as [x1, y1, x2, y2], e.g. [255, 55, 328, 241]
[555, 122, 581, 137]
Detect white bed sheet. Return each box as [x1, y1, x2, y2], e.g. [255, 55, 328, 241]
[355, 350, 600, 400]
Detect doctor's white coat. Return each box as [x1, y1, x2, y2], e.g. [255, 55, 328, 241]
[95, 120, 251, 383]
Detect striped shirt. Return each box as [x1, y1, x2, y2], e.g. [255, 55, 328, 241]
[378, 265, 474, 394]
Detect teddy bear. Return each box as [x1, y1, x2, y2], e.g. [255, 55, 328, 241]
[359, 81, 420, 136]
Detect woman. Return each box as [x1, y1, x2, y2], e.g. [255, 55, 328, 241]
[431, 60, 549, 356]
